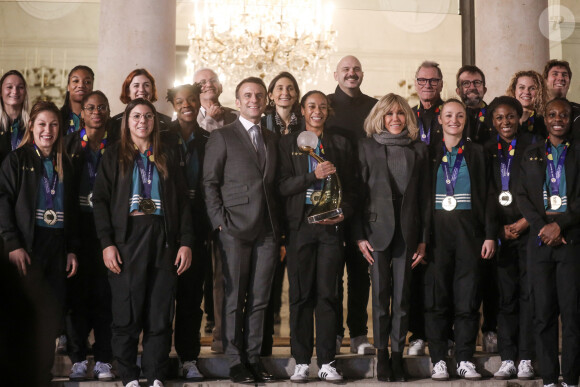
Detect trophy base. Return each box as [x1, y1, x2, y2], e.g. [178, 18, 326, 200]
[307, 208, 343, 224]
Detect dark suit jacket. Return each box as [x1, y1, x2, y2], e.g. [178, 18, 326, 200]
[353, 138, 431, 253]
[431, 140, 498, 241]
[203, 119, 279, 241]
[517, 139, 580, 241]
[277, 130, 356, 231]
[413, 99, 444, 150]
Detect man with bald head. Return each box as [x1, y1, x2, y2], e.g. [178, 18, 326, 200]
[193, 68, 239, 354]
[326, 55, 377, 356]
[194, 68, 239, 132]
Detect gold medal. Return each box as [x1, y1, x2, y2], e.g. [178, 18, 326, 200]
[139, 198, 157, 214]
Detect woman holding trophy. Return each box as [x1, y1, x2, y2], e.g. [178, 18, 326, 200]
[278, 90, 355, 383]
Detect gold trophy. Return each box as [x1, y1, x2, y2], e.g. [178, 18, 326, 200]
[297, 131, 343, 223]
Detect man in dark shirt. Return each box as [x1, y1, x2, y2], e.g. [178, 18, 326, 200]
[542, 59, 580, 138]
[456, 65, 493, 144]
[326, 55, 377, 356]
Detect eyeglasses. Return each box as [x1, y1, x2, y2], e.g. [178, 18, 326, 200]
[198, 78, 220, 87]
[130, 113, 155, 122]
[416, 78, 441, 86]
[460, 80, 484, 88]
[83, 105, 109, 113]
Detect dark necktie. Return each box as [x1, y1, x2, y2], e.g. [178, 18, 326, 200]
[249, 124, 266, 168]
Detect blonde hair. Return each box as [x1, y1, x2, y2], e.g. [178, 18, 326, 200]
[0, 70, 30, 134]
[506, 70, 548, 113]
[364, 93, 418, 140]
[19, 101, 64, 182]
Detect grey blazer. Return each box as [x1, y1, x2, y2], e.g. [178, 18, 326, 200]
[353, 138, 431, 253]
[203, 119, 280, 241]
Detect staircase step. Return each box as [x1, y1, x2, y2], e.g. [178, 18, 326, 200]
[53, 350, 542, 383]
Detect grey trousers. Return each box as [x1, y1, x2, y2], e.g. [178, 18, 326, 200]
[218, 229, 277, 366]
[370, 234, 412, 352]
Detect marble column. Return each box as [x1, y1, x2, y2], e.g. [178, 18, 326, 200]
[96, 0, 176, 116]
[475, 0, 549, 100]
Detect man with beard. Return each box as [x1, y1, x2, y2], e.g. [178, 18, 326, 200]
[456, 65, 499, 354]
[542, 60, 580, 138]
[326, 55, 377, 356]
[456, 65, 493, 144]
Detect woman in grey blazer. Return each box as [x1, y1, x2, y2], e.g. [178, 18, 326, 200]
[354, 93, 431, 382]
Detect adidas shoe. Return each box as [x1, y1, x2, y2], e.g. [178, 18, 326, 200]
[318, 361, 342, 382]
[93, 361, 114, 381]
[407, 339, 425, 356]
[494, 360, 516, 380]
[431, 360, 449, 381]
[517, 359, 534, 380]
[457, 361, 482, 380]
[69, 360, 88, 381]
[182, 360, 204, 381]
[290, 363, 309, 383]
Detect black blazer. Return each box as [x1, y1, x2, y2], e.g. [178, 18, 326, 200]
[431, 140, 498, 241]
[517, 139, 580, 241]
[413, 98, 444, 150]
[277, 129, 356, 231]
[161, 121, 211, 235]
[353, 138, 431, 253]
[92, 142, 194, 253]
[203, 119, 280, 241]
[484, 133, 534, 225]
[0, 144, 80, 254]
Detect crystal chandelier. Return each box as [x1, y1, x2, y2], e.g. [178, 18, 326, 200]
[187, 0, 336, 88]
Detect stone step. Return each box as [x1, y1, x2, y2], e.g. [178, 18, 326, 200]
[52, 349, 542, 383]
[50, 378, 544, 386]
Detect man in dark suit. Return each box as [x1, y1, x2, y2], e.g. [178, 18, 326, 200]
[203, 77, 279, 384]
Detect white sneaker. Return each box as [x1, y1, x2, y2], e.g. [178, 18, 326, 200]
[482, 331, 498, 353]
[349, 335, 375, 355]
[493, 360, 516, 380]
[182, 360, 204, 380]
[150, 380, 164, 387]
[125, 381, 139, 387]
[517, 359, 534, 380]
[290, 364, 309, 383]
[561, 383, 578, 387]
[336, 335, 343, 354]
[408, 339, 425, 356]
[69, 360, 88, 381]
[457, 361, 482, 380]
[431, 360, 449, 381]
[93, 361, 114, 381]
[318, 361, 342, 382]
[543, 384, 556, 387]
[447, 340, 455, 358]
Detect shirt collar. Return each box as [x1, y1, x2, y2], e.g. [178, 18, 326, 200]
[239, 115, 261, 131]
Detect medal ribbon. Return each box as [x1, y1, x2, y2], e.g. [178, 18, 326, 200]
[35, 145, 58, 209]
[441, 139, 465, 197]
[135, 147, 154, 200]
[497, 135, 516, 192]
[416, 103, 441, 145]
[10, 119, 24, 150]
[80, 128, 107, 189]
[545, 138, 568, 198]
